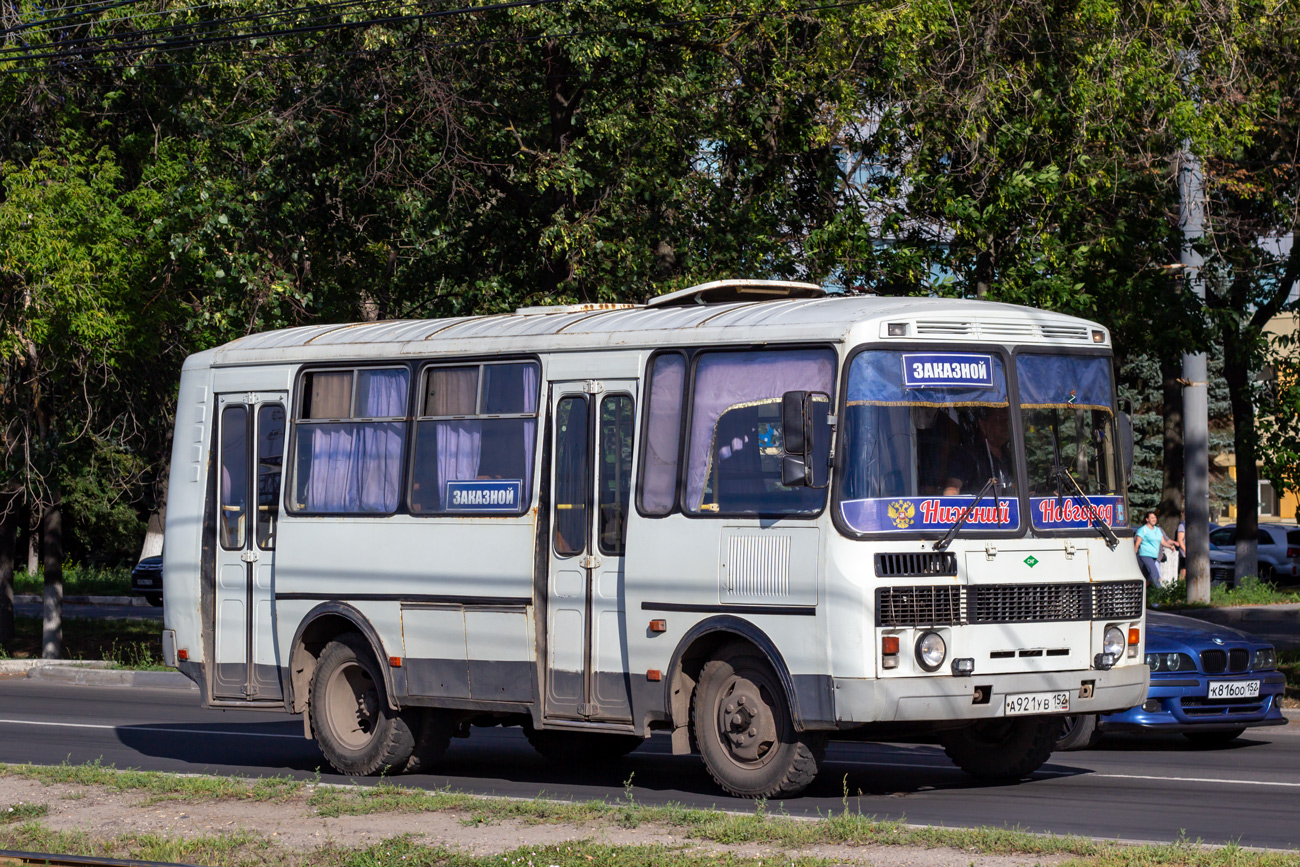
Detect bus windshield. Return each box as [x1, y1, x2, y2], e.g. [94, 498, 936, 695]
[1017, 353, 1126, 531]
[838, 350, 1019, 533]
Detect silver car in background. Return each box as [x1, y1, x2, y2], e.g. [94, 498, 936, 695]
[1208, 523, 1300, 585]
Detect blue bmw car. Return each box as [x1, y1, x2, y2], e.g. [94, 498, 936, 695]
[1057, 610, 1287, 749]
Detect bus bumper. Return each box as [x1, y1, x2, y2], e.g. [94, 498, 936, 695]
[830, 664, 1149, 724]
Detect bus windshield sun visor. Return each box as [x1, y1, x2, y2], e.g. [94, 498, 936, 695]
[838, 351, 1018, 534]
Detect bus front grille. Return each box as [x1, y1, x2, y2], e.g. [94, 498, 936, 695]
[970, 583, 1089, 624]
[876, 586, 965, 627]
[1091, 581, 1144, 619]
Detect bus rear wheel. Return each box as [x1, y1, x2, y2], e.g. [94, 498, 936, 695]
[310, 634, 416, 775]
[692, 645, 824, 799]
[939, 717, 1058, 780]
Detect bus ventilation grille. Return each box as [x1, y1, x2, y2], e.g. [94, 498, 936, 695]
[876, 586, 965, 627]
[1090, 581, 1144, 619]
[970, 583, 1089, 624]
[874, 552, 958, 578]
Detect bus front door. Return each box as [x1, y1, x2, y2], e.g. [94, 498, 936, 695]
[545, 381, 637, 724]
[212, 393, 287, 702]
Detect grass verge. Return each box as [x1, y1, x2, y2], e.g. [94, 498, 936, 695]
[1148, 576, 1300, 608]
[13, 564, 133, 597]
[3, 761, 1300, 866]
[1, 615, 167, 670]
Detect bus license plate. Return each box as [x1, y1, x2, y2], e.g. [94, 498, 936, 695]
[1004, 691, 1070, 716]
[1208, 680, 1259, 699]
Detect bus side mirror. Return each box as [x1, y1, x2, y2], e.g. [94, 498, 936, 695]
[1117, 411, 1134, 481]
[781, 391, 811, 486]
[781, 391, 830, 488]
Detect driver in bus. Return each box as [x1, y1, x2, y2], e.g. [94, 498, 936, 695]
[942, 408, 1015, 496]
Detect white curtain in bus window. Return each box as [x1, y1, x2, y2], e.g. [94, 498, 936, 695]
[639, 354, 685, 515]
[409, 362, 538, 514]
[297, 368, 409, 513]
[685, 349, 834, 515]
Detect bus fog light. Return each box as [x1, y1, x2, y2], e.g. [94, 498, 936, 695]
[1094, 652, 1116, 670]
[916, 632, 946, 672]
[1103, 626, 1125, 659]
[951, 657, 974, 676]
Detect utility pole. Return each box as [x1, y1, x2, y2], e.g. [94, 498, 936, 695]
[1179, 136, 1211, 604]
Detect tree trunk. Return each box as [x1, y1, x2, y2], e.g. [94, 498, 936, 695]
[41, 482, 63, 659]
[1223, 326, 1259, 584]
[27, 525, 38, 575]
[1160, 355, 1185, 537]
[0, 499, 15, 650]
[138, 504, 166, 561]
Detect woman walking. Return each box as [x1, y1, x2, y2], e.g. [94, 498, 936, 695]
[1135, 510, 1177, 588]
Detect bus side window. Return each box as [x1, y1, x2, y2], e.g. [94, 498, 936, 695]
[409, 361, 539, 515]
[599, 394, 634, 555]
[553, 396, 589, 556]
[638, 352, 685, 515]
[220, 405, 248, 549]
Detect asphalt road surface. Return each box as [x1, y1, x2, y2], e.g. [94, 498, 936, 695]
[14, 603, 162, 621]
[0, 678, 1296, 849]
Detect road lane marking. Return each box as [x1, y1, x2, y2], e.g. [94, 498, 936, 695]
[0, 718, 300, 739]
[826, 758, 1300, 789]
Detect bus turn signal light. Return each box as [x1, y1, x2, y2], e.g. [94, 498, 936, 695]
[1128, 628, 1140, 657]
[389, 656, 402, 667]
[646, 669, 662, 681]
[177, 649, 188, 661]
[882, 636, 900, 669]
[649, 619, 667, 633]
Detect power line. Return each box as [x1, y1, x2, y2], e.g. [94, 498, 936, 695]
[0, 0, 562, 65]
[0, 0, 885, 74]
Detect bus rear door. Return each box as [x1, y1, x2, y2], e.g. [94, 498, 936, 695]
[545, 380, 637, 724]
[213, 393, 287, 702]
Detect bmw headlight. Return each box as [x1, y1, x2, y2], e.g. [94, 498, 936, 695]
[1103, 626, 1125, 660]
[1252, 647, 1277, 671]
[915, 631, 947, 672]
[1145, 652, 1195, 672]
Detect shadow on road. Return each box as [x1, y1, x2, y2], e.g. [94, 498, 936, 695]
[112, 722, 1096, 806]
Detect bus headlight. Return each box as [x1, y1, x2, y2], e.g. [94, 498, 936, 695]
[1103, 627, 1125, 660]
[916, 631, 947, 672]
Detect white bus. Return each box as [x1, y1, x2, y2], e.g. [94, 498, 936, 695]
[161, 280, 1148, 798]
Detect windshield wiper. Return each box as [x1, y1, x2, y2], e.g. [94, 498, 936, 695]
[933, 476, 999, 551]
[1048, 430, 1119, 550]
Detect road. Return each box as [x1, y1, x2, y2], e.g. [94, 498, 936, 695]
[0, 679, 1296, 849]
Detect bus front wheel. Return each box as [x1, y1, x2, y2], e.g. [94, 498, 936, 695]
[939, 717, 1058, 780]
[310, 634, 417, 775]
[692, 644, 825, 798]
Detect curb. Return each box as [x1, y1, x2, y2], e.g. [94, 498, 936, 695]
[0, 660, 196, 690]
[13, 594, 151, 606]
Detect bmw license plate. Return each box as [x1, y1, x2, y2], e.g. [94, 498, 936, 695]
[1004, 691, 1070, 716]
[1208, 680, 1259, 699]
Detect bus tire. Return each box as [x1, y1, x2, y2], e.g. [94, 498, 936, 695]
[401, 709, 455, 774]
[310, 634, 416, 776]
[525, 729, 643, 765]
[1054, 714, 1100, 751]
[692, 645, 825, 798]
[939, 717, 1058, 780]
